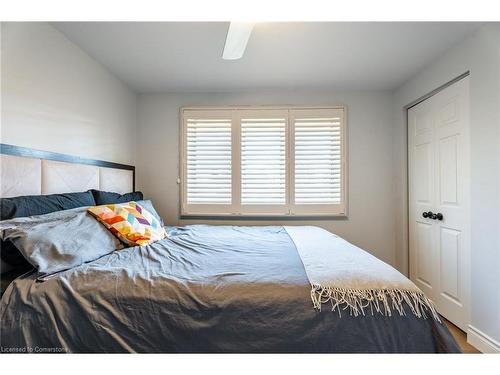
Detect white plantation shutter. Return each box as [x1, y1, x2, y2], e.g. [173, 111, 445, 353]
[291, 108, 346, 215]
[240, 112, 287, 207]
[181, 107, 346, 216]
[184, 111, 233, 212]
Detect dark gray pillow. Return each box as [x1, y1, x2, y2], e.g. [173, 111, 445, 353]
[0, 206, 123, 276]
[0, 191, 96, 220]
[0, 191, 96, 268]
[89, 190, 143, 205]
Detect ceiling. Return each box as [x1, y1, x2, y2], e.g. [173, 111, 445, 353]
[53, 22, 482, 93]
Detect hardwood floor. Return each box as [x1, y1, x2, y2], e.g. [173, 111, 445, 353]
[443, 317, 480, 353]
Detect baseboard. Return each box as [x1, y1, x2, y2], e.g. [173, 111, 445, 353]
[467, 325, 500, 353]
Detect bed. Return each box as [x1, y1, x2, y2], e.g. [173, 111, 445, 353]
[0, 145, 461, 353]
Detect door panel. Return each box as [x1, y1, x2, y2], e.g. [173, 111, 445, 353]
[439, 134, 459, 205]
[408, 77, 470, 331]
[439, 98, 459, 125]
[440, 227, 461, 303]
[415, 143, 433, 203]
[415, 221, 434, 290]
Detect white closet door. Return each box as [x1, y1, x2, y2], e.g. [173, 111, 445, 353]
[408, 77, 470, 331]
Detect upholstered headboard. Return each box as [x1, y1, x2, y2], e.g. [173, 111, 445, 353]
[0, 144, 136, 274]
[0, 144, 135, 197]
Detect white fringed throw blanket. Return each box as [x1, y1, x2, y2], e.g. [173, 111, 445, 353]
[285, 226, 440, 321]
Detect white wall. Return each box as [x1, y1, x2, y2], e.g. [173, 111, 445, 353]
[136, 89, 396, 265]
[1, 22, 137, 165]
[392, 24, 500, 346]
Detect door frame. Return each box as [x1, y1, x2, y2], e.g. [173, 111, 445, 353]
[404, 71, 471, 328]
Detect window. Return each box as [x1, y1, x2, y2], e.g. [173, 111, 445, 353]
[180, 107, 347, 217]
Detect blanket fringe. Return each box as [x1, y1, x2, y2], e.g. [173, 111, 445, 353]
[310, 284, 441, 322]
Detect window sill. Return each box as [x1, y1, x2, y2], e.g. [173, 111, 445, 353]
[179, 214, 348, 221]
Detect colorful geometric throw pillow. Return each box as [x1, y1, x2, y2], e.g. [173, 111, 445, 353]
[87, 201, 167, 247]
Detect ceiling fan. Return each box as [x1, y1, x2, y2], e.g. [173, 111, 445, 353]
[222, 22, 255, 60]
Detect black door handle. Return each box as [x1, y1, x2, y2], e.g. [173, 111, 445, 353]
[422, 211, 443, 220]
[423, 211, 434, 219]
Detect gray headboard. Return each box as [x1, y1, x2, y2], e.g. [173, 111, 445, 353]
[0, 143, 135, 273]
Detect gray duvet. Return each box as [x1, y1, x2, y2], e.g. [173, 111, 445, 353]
[0, 225, 460, 353]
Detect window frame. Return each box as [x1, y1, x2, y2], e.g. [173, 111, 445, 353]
[179, 106, 348, 218]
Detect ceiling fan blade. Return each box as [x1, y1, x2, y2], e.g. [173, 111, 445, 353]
[222, 22, 255, 60]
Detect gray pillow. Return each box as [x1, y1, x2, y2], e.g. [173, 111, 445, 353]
[0, 206, 123, 276]
[136, 200, 164, 227]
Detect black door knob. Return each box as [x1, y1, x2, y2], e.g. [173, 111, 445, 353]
[422, 211, 443, 220]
